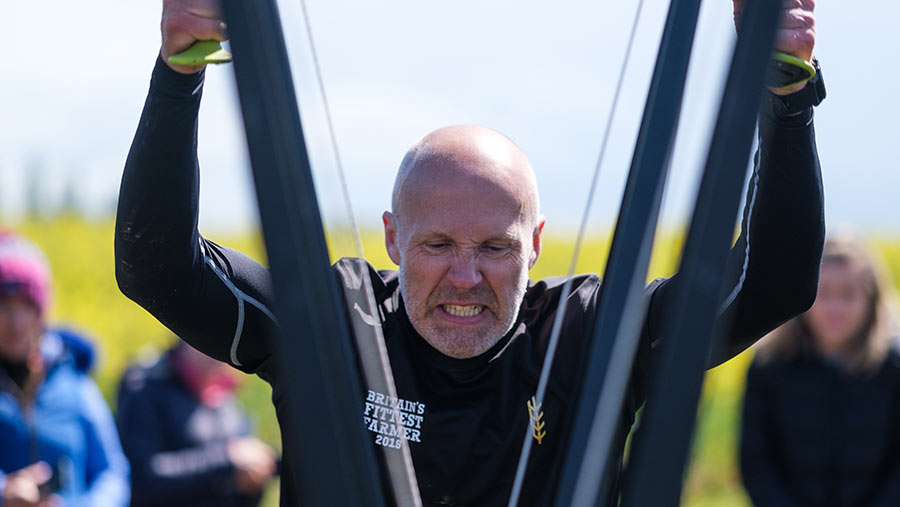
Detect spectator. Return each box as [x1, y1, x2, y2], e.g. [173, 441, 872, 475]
[0, 231, 130, 506]
[117, 339, 276, 507]
[741, 235, 900, 507]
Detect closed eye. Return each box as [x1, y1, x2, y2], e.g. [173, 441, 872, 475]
[424, 242, 450, 251]
[481, 244, 512, 255]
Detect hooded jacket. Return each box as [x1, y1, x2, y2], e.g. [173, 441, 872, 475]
[0, 329, 130, 506]
[116, 347, 260, 507]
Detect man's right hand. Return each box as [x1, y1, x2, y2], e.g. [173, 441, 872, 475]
[161, 0, 228, 74]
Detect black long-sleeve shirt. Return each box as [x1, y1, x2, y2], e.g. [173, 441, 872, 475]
[115, 56, 824, 506]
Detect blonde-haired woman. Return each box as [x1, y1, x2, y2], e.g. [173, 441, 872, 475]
[740, 236, 900, 507]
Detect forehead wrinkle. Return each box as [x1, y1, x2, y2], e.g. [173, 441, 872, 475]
[411, 219, 523, 247]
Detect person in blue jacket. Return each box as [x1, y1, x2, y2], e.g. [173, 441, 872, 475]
[0, 231, 130, 507]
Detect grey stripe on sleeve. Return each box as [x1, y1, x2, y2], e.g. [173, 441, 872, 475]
[204, 257, 277, 367]
[719, 144, 761, 314]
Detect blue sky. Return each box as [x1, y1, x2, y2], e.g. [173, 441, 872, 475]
[1, 0, 897, 235]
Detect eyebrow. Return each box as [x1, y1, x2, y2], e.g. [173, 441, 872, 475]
[415, 232, 521, 245]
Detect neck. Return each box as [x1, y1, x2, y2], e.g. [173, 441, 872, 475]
[813, 339, 850, 362]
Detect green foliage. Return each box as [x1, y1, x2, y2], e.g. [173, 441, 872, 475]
[10, 217, 900, 505]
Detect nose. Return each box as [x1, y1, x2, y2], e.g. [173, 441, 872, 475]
[446, 253, 483, 290]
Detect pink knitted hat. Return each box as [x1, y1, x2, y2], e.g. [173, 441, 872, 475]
[0, 231, 51, 316]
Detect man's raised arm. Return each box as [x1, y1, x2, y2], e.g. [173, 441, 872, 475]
[645, 0, 825, 366]
[115, 0, 277, 372]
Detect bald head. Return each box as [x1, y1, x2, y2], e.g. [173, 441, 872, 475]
[391, 125, 540, 230]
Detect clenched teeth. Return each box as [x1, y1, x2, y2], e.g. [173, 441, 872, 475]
[443, 304, 484, 317]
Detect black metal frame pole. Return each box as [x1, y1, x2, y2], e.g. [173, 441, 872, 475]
[220, 1, 386, 505]
[553, 1, 703, 505]
[620, 1, 784, 505]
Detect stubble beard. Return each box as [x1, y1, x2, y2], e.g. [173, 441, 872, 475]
[399, 264, 530, 359]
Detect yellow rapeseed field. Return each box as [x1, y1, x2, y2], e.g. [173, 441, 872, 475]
[11, 216, 900, 506]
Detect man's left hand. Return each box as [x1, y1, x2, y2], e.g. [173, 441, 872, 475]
[734, 0, 816, 94]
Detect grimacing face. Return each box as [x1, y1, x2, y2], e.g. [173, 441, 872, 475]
[383, 127, 543, 359]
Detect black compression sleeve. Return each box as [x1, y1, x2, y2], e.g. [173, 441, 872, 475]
[646, 103, 825, 367]
[115, 57, 277, 373]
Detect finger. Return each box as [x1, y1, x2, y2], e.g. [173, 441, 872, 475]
[778, 6, 815, 31]
[184, 0, 224, 21]
[38, 494, 63, 507]
[772, 2, 815, 60]
[19, 462, 53, 484]
[164, 0, 220, 13]
[4, 478, 41, 503]
[733, 0, 743, 19]
[246, 470, 270, 489]
[796, 0, 815, 12]
[164, 11, 227, 46]
[256, 459, 276, 476]
[186, 15, 228, 42]
[773, 27, 815, 61]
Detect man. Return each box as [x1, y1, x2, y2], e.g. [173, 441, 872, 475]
[0, 231, 130, 507]
[115, 0, 823, 504]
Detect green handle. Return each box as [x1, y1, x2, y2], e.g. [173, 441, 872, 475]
[766, 51, 815, 91]
[168, 40, 232, 66]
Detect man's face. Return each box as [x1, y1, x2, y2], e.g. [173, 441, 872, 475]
[0, 294, 42, 363]
[384, 166, 542, 359]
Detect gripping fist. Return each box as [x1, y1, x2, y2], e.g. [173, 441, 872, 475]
[734, 0, 816, 94]
[161, 0, 228, 74]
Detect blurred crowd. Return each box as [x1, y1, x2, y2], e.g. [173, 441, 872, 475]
[3, 228, 900, 506]
[0, 231, 276, 507]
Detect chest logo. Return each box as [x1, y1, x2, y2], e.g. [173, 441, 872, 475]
[527, 396, 546, 445]
[363, 390, 426, 450]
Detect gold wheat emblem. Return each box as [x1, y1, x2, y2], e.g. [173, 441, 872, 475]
[527, 396, 546, 445]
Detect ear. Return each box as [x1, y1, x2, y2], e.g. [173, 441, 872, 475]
[383, 211, 402, 266]
[528, 216, 545, 269]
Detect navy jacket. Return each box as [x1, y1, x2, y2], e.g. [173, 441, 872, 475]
[117, 349, 260, 507]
